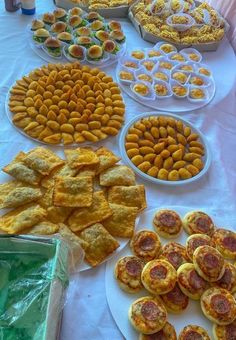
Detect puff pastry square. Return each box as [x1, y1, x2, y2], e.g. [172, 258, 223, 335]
[68, 191, 113, 232]
[107, 185, 146, 212]
[96, 147, 120, 174]
[23, 147, 65, 176]
[53, 176, 93, 207]
[99, 165, 136, 186]
[0, 204, 47, 234]
[26, 220, 59, 235]
[102, 203, 138, 238]
[65, 147, 99, 169]
[59, 224, 89, 251]
[41, 163, 78, 188]
[76, 164, 98, 178]
[0, 180, 42, 209]
[78, 223, 120, 267]
[3, 152, 42, 186]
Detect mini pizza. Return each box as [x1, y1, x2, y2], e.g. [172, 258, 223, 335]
[128, 296, 167, 334]
[153, 209, 183, 239]
[114, 255, 144, 293]
[159, 242, 189, 270]
[213, 262, 236, 294]
[183, 211, 215, 236]
[201, 287, 236, 325]
[193, 245, 225, 282]
[161, 282, 189, 313]
[212, 319, 236, 340]
[212, 228, 236, 260]
[186, 234, 213, 261]
[130, 230, 162, 262]
[177, 263, 208, 300]
[141, 259, 177, 295]
[178, 325, 210, 340]
[139, 321, 177, 340]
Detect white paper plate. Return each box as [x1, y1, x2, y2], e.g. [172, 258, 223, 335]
[119, 112, 211, 186]
[105, 206, 236, 339]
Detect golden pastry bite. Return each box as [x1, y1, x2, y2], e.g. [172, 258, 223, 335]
[186, 234, 213, 261]
[178, 325, 210, 340]
[26, 220, 59, 235]
[99, 165, 136, 186]
[172, 72, 188, 84]
[128, 296, 167, 334]
[189, 88, 206, 100]
[42, 12, 55, 26]
[160, 242, 189, 270]
[114, 255, 144, 293]
[160, 44, 176, 54]
[102, 203, 138, 238]
[172, 85, 188, 97]
[193, 245, 225, 282]
[179, 64, 194, 72]
[142, 60, 155, 72]
[123, 60, 139, 69]
[212, 228, 236, 260]
[139, 321, 177, 340]
[141, 259, 177, 295]
[198, 67, 211, 77]
[170, 53, 186, 62]
[154, 83, 169, 97]
[177, 263, 208, 300]
[131, 50, 145, 60]
[119, 70, 134, 81]
[190, 76, 205, 86]
[159, 61, 174, 70]
[161, 282, 189, 313]
[0, 203, 47, 234]
[188, 53, 201, 62]
[137, 74, 153, 83]
[65, 148, 99, 169]
[78, 223, 120, 267]
[53, 175, 93, 208]
[153, 71, 169, 82]
[133, 83, 150, 97]
[130, 230, 162, 262]
[212, 319, 236, 340]
[147, 50, 162, 58]
[107, 185, 146, 212]
[153, 209, 183, 239]
[41, 163, 78, 189]
[59, 223, 89, 252]
[68, 191, 112, 232]
[213, 262, 236, 294]
[201, 287, 236, 325]
[183, 211, 215, 236]
[95, 147, 120, 174]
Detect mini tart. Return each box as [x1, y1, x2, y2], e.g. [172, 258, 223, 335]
[133, 83, 150, 96]
[139, 321, 177, 339]
[148, 50, 162, 58]
[154, 84, 168, 96]
[188, 53, 200, 62]
[213, 262, 236, 293]
[193, 245, 225, 282]
[153, 72, 168, 82]
[160, 242, 189, 270]
[212, 320, 236, 340]
[159, 61, 173, 70]
[201, 287, 236, 325]
[180, 65, 194, 72]
[131, 50, 145, 60]
[190, 76, 205, 86]
[212, 228, 236, 260]
[160, 44, 175, 54]
[183, 211, 215, 236]
[172, 85, 187, 97]
[179, 325, 210, 340]
[172, 72, 188, 84]
[199, 67, 211, 77]
[189, 88, 205, 100]
[177, 263, 208, 300]
[153, 209, 183, 239]
[119, 71, 134, 81]
[142, 61, 155, 72]
[130, 230, 162, 262]
[137, 74, 153, 83]
[170, 53, 185, 62]
[114, 256, 144, 293]
[141, 259, 177, 295]
[128, 296, 167, 334]
[161, 282, 189, 313]
[186, 234, 212, 261]
[124, 61, 139, 69]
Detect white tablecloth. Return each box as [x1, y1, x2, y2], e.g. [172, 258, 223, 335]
[0, 2, 236, 340]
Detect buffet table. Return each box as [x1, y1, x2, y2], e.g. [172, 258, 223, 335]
[0, 1, 236, 339]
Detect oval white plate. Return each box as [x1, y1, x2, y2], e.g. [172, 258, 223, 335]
[119, 112, 211, 186]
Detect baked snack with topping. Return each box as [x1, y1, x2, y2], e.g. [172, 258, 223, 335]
[201, 287, 236, 325]
[128, 296, 167, 334]
[186, 234, 212, 261]
[119, 70, 134, 81]
[141, 259, 177, 295]
[190, 76, 205, 86]
[154, 83, 169, 97]
[153, 209, 183, 239]
[137, 74, 153, 83]
[130, 230, 162, 262]
[172, 85, 187, 97]
[147, 50, 162, 58]
[183, 211, 215, 236]
[178, 325, 210, 340]
[212, 228, 236, 260]
[153, 72, 168, 82]
[139, 321, 177, 339]
[189, 88, 206, 100]
[212, 320, 236, 340]
[160, 242, 189, 270]
[160, 44, 176, 54]
[172, 72, 188, 84]
[124, 60, 139, 69]
[161, 282, 189, 313]
[114, 255, 144, 293]
[142, 60, 155, 72]
[131, 50, 145, 60]
[133, 83, 150, 97]
[213, 262, 236, 294]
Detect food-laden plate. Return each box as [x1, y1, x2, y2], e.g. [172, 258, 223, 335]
[119, 112, 211, 186]
[105, 206, 236, 339]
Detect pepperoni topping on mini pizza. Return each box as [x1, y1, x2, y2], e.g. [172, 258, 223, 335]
[217, 267, 232, 288]
[189, 270, 207, 290]
[223, 236, 236, 252]
[141, 301, 160, 321]
[184, 330, 203, 340]
[165, 283, 188, 305]
[167, 251, 184, 269]
[203, 253, 220, 269]
[145, 330, 166, 340]
[226, 321, 236, 339]
[139, 236, 156, 251]
[126, 259, 142, 277]
[159, 213, 176, 227]
[211, 294, 231, 314]
[195, 216, 212, 233]
[191, 238, 210, 251]
[150, 265, 167, 280]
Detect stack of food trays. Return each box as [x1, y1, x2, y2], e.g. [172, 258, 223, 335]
[117, 42, 215, 111]
[29, 7, 126, 66]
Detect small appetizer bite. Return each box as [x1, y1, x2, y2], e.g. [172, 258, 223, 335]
[213, 319, 236, 340]
[51, 21, 67, 34]
[201, 288, 236, 325]
[66, 44, 85, 60]
[190, 76, 205, 86]
[44, 37, 61, 57]
[183, 211, 215, 236]
[114, 255, 144, 293]
[74, 27, 92, 37]
[94, 30, 110, 43]
[86, 11, 103, 23]
[154, 83, 169, 97]
[159, 61, 174, 70]
[193, 245, 225, 282]
[147, 50, 162, 58]
[170, 53, 186, 62]
[123, 61, 139, 69]
[53, 8, 67, 22]
[130, 230, 162, 262]
[180, 64, 194, 72]
[213, 262, 236, 293]
[172, 72, 188, 84]
[137, 74, 153, 83]
[153, 71, 169, 82]
[186, 234, 212, 261]
[179, 325, 210, 340]
[42, 12, 55, 26]
[129, 296, 167, 334]
[161, 282, 189, 314]
[160, 43, 176, 54]
[153, 209, 183, 239]
[57, 32, 73, 44]
[160, 242, 189, 270]
[108, 20, 121, 31]
[90, 20, 105, 31]
[188, 52, 201, 62]
[76, 36, 94, 49]
[142, 60, 155, 72]
[109, 30, 126, 44]
[177, 263, 208, 300]
[133, 83, 150, 97]
[171, 15, 189, 25]
[131, 50, 145, 60]
[212, 228, 236, 260]
[119, 70, 134, 81]
[69, 7, 83, 17]
[87, 45, 104, 61]
[69, 15, 87, 29]
[198, 67, 211, 77]
[189, 88, 206, 100]
[172, 85, 188, 97]
[103, 40, 119, 54]
[31, 19, 45, 31]
[33, 28, 50, 44]
[141, 259, 177, 295]
[139, 321, 177, 340]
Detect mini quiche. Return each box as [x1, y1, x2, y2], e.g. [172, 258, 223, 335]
[137, 74, 153, 83]
[159, 61, 174, 70]
[160, 242, 189, 270]
[213, 319, 236, 340]
[179, 325, 210, 340]
[172, 72, 188, 84]
[133, 83, 150, 97]
[139, 321, 177, 340]
[183, 211, 215, 236]
[119, 70, 134, 81]
[131, 50, 145, 60]
[114, 255, 144, 293]
[154, 83, 169, 97]
[188, 52, 201, 62]
[190, 76, 205, 86]
[141, 60, 156, 72]
[128, 296, 167, 334]
[161, 282, 189, 313]
[124, 60, 139, 69]
[189, 88, 206, 100]
[193, 245, 225, 282]
[199, 67, 211, 77]
[130, 230, 162, 262]
[179, 64, 194, 72]
[160, 43, 176, 54]
[141, 259, 177, 295]
[147, 50, 162, 58]
[201, 287, 236, 325]
[186, 234, 213, 261]
[172, 85, 188, 97]
[153, 209, 183, 238]
[153, 72, 169, 82]
[170, 53, 186, 62]
[177, 263, 208, 300]
[211, 228, 236, 260]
